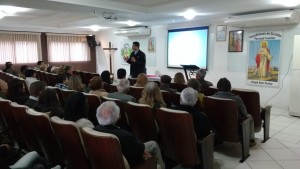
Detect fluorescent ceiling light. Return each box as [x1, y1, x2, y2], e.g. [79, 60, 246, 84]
[83, 25, 107, 31]
[181, 9, 197, 20]
[0, 5, 30, 14]
[0, 11, 4, 19]
[117, 20, 140, 26]
[271, 0, 300, 7]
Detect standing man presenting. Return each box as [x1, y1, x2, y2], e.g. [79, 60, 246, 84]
[124, 41, 146, 78]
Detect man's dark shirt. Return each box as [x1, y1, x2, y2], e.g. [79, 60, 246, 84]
[171, 105, 212, 139]
[94, 125, 145, 167]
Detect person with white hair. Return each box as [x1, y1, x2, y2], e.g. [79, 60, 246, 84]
[107, 79, 136, 102]
[94, 101, 165, 169]
[171, 87, 212, 139]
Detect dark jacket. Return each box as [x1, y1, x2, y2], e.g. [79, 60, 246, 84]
[94, 125, 145, 167]
[160, 84, 178, 93]
[171, 105, 212, 139]
[212, 91, 248, 117]
[127, 50, 146, 78]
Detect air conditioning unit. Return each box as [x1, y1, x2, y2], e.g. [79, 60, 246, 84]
[225, 10, 300, 28]
[113, 27, 151, 36]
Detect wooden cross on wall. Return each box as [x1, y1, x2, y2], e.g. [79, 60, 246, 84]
[103, 42, 118, 74]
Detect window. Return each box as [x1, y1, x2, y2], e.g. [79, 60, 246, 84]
[0, 32, 41, 64]
[47, 34, 90, 62]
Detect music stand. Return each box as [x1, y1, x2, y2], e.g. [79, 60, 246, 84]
[180, 65, 200, 81]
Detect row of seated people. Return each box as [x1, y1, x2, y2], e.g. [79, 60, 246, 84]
[1, 66, 267, 135]
[1, 75, 264, 162]
[2, 76, 268, 168]
[0, 89, 215, 168]
[1, 64, 270, 162]
[1, 64, 269, 134]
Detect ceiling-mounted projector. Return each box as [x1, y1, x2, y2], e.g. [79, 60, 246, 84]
[225, 10, 300, 27]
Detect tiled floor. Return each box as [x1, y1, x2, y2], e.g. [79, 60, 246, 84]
[174, 108, 300, 169]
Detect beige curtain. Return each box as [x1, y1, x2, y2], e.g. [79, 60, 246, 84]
[47, 34, 90, 62]
[0, 32, 41, 64]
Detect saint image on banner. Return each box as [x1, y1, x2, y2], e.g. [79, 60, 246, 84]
[255, 40, 272, 77]
[121, 43, 132, 64]
[148, 37, 155, 52]
[247, 31, 281, 87]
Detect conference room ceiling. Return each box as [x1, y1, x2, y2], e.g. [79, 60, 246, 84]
[0, 0, 299, 32]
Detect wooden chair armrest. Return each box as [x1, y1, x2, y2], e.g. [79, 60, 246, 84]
[197, 132, 215, 144]
[132, 156, 157, 169]
[197, 133, 215, 169]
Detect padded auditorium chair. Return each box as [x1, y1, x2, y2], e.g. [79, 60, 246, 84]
[126, 101, 158, 142]
[80, 127, 157, 169]
[232, 88, 271, 142]
[155, 107, 214, 169]
[204, 96, 251, 162]
[50, 116, 90, 169]
[10, 102, 41, 153]
[26, 109, 65, 167]
[83, 93, 101, 125]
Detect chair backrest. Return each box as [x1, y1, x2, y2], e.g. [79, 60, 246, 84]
[61, 89, 76, 103]
[26, 109, 65, 166]
[40, 71, 48, 85]
[102, 82, 110, 93]
[80, 127, 129, 169]
[49, 73, 58, 87]
[170, 92, 181, 106]
[10, 102, 41, 152]
[232, 88, 262, 129]
[155, 107, 199, 166]
[45, 72, 54, 86]
[160, 90, 172, 107]
[203, 86, 218, 96]
[83, 72, 93, 86]
[126, 101, 157, 142]
[79, 71, 87, 85]
[20, 78, 30, 96]
[128, 86, 144, 101]
[109, 84, 118, 93]
[50, 116, 90, 169]
[47, 86, 64, 106]
[83, 93, 101, 125]
[128, 78, 137, 86]
[0, 98, 26, 148]
[204, 96, 239, 142]
[35, 70, 42, 81]
[169, 83, 187, 92]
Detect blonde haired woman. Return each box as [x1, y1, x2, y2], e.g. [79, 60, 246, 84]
[134, 73, 148, 87]
[68, 75, 85, 92]
[139, 82, 166, 109]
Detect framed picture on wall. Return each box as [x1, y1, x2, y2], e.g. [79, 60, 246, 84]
[148, 37, 156, 52]
[216, 25, 227, 41]
[228, 30, 243, 52]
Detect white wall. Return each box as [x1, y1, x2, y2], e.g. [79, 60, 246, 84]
[96, 21, 300, 110]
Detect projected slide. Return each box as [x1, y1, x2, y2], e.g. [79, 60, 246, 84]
[167, 26, 209, 69]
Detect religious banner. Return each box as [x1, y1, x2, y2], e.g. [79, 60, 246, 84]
[247, 31, 282, 87]
[121, 42, 132, 65]
[148, 37, 155, 52]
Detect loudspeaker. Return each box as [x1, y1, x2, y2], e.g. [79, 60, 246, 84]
[86, 35, 98, 47]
